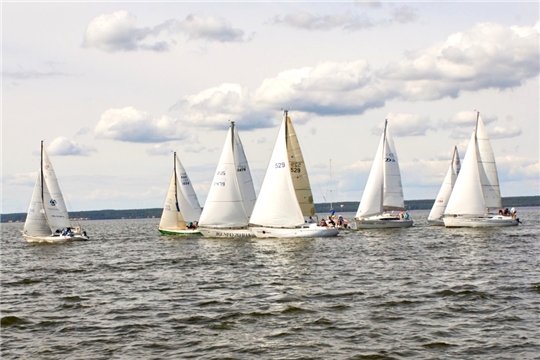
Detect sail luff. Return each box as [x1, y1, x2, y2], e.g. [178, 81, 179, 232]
[175, 156, 202, 223]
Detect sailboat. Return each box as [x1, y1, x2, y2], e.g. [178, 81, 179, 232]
[427, 146, 461, 225]
[22, 141, 89, 243]
[198, 121, 257, 237]
[249, 110, 339, 238]
[158, 152, 202, 235]
[443, 111, 519, 227]
[354, 119, 413, 229]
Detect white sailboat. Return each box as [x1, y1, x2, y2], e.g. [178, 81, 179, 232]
[249, 110, 339, 238]
[22, 141, 89, 243]
[198, 121, 257, 238]
[427, 146, 461, 225]
[354, 119, 413, 229]
[443, 111, 519, 227]
[158, 152, 202, 235]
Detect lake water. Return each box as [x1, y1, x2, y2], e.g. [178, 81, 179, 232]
[2, 208, 539, 359]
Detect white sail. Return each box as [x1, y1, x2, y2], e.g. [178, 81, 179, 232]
[41, 148, 71, 232]
[159, 170, 187, 230]
[250, 112, 305, 227]
[356, 131, 385, 218]
[159, 153, 201, 231]
[232, 124, 257, 217]
[199, 122, 256, 228]
[175, 156, 202, 223]
[356, 120, 406, 218]
[382, 124, 405, 211]
[444, 128, 486, 216]
[23, 176, 51, 236]
[476, 115, 502, 210]
[428, 146, 461, 221]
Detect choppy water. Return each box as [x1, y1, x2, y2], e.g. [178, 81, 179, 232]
[2, 208, 539, 359]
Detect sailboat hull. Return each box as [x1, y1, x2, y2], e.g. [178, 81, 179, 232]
[250, 225, 339, 238]
[443, 215, 519, 228]
[354, 215, 413, 229]
[199, 227, 254, 238]
[22, 233, 89, 243]
[158, 228, 202, 236]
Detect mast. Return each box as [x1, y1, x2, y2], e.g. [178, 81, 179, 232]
[40, 140, 44, 205]
[173, 152, 180, 212]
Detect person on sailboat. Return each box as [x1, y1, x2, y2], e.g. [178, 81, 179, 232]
[308, 216, 315, 223]
[320, 218, 328, 227]
[511, 207, 517, 219]
[327, 216, 336, 228]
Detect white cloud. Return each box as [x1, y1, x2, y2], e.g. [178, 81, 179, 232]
[94, 107, 187, 143]
[390, 5, 419, 24]
[176, 14, 250, 42]
[270, 11, 374, 31]
[489, 126, 522, 139]
[380, 22, 540, 101]
[82, 10, 169, 52]
[82, 11, 250, 52]
[378, 113, 434, 137]
[47, 136, 97, 156]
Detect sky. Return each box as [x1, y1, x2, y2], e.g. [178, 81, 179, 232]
[2, 1, 539, 214]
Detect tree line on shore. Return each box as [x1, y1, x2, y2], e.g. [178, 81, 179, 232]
[2, 196, 538, 223]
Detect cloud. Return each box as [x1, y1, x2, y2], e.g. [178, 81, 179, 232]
[375, 113, 434, 137]
[165, 22, 538, 133]
[380, 22, 540, 101]
[94, 106, 188, 143]
[2, 70, 70, 80]
[47, 136, 97, 156]
[176, 14, 250, 42]
[390, 5, 419, 24]
[489, 126, 522, 139]
[269, 11, 374, 31]
[82, 11, 250, 52]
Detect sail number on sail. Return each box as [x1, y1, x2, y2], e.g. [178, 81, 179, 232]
[180, 174, 190, 185]
[290, 161, 302, 173]
[275, 162, 286, 168]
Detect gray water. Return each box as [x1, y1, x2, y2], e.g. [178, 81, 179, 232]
[2, 209, 539, 359]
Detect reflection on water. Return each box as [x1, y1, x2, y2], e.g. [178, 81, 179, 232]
[1, 208, 539, 359]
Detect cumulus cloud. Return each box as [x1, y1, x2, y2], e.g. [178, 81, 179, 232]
[166, 22, 538, 133]
[380, 22, 540, 101]
[94, 107, 188, 143]
[47, 136, 97, 156]
[390, 5, 419, 24]
[489, 126, 522, 139]
[176, 14, 250, 42]
[82, 10, 250, 52]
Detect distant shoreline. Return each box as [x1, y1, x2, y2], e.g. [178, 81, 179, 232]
[2, 195, 538, 223]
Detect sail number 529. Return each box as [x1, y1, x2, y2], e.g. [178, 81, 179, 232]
[274, 162, 286, 168]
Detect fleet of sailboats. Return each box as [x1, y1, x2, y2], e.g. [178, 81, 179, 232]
[248, 110, 339, 238]
[198, 121, 257, 237]
[427, 146, 461, 225]
[158, 152, 202, 235]
[22, 141, 89, 243]
[443, 112, 519, 227]
[20, 110, 521, 242]
[354, 120, 413, 229]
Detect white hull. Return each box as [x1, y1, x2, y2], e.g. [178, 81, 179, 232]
[354, 214, 413, 229]
[250, 225, 339, 238]
[444, 215, 519, 228]
[158, 228, 202, 236]
[23, 233, 89, 243]
[199, 227, 254, 238]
